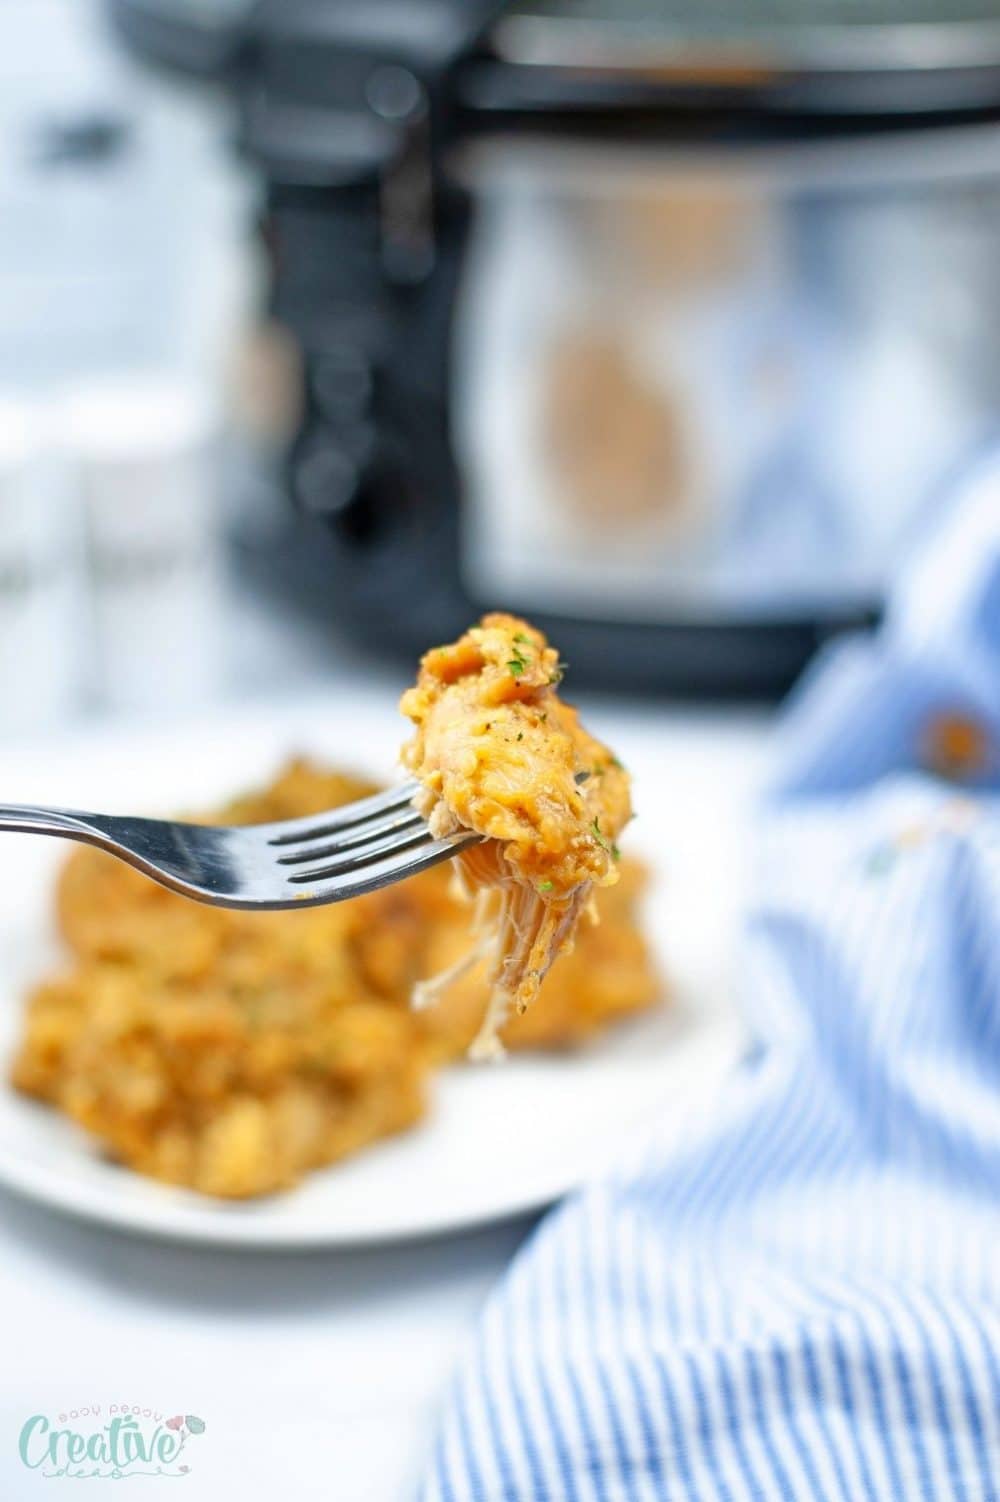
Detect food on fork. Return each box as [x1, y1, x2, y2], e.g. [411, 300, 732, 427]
[10, 759, 659, 1198]
[401, 613, 633, 1059]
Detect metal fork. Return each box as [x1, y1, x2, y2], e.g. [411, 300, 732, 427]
[0, 780, 482, 910]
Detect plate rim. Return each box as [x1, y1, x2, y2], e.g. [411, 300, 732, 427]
[0, 1014, 744, 1249]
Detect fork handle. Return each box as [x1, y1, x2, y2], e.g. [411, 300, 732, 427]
[0, 804, 105, 840]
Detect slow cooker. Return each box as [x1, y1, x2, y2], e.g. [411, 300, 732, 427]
[113, 0, 1000, 694]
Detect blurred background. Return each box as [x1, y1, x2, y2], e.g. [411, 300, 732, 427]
[3, 0, 1000, 733]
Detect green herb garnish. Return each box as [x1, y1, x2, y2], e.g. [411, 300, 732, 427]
[507, 633, 535, 678]
[538, 879, 554, 892]
[591, 818, 621, 860]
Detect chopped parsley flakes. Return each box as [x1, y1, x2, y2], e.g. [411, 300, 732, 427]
[589, 818, 622, 861]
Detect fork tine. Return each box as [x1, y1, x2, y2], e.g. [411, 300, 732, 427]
[285, 830, 477, 899]
[274, 806, 425, 868]
[265, 779, 420, 847]
[284, 820, 438, 882]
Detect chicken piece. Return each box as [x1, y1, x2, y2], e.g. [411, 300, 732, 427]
[400, 613, 633, 1058]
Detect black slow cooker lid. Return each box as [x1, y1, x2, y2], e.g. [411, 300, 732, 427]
[472, 0, 1000, 122]
[111, 0, 1000, 140]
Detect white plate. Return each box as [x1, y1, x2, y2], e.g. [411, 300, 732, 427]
[0, 692, 766, 1247]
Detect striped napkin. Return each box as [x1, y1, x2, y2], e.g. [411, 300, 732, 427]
[421, 456, 1000, 1501]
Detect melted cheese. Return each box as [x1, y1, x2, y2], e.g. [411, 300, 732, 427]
[400, 613, 632, 1058]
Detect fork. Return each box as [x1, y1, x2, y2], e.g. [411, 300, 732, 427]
[0, 780, 482, 910]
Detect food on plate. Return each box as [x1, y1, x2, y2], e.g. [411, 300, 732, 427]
[401, 613, 634, 1058]
[10, 758, 659, 1198]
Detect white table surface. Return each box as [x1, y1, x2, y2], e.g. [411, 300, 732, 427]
[0, 642, 774, 1501]
[0, 1182, 535, 1500]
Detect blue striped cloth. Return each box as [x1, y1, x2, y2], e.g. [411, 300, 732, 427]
[421, 459, 1000, 1501]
